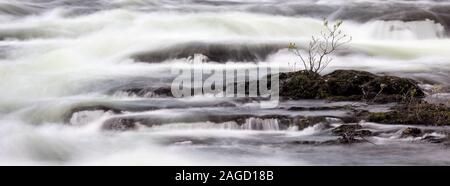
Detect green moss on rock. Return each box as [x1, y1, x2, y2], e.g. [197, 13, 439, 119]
[280, 70, 425, 103]
[368, 102, 450, 126]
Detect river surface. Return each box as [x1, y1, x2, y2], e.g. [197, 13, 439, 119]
[0, 0, 449, 165]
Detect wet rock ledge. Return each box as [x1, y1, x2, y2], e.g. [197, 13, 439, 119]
[64, 70, 449, 136]
[279, 70, 449, 126]
[279, 70, 425, 103]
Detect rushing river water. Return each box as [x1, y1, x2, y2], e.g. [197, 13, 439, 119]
[0, 0, 449, 165]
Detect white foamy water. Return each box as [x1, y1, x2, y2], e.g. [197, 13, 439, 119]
[0, 0, 449, 165]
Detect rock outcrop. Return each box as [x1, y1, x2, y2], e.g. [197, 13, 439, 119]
[279, 70, 425, 103]
[368, 102, 450, 126]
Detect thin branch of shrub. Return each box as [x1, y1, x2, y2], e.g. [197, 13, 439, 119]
[289, 20, 352, 75]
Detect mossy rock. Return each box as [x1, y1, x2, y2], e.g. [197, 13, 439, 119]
[362, 76, 424, 100]
[323, 70, 377, 97]
[368, 102, 450, 126]
[279, 71, 327, 99]
[279, 70, 425, 103]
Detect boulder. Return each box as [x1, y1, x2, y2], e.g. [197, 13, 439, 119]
[401, 127, 422, 138]
[279, 71, 327, 99]
[279, 70, 425, 103]
[323, 70, 377, 97]
[332, 124, 373, 137]
[361, 76, 424, 103]
[102, 118, 138, 131]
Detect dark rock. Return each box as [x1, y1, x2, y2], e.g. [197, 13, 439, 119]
[379, 9, 450, 34]
[323, 70, 377, 97]
[68, 106, 122, 115]
[332, 124, 373, 143]
[333, 136, 365, 145]
[120, 87, 174, 97]
[332, 124, 362, 135]
[422, 135, 447, 144]
[279, 70, 424, 103]
[401, 127, 422, 138]
[291, 138, 365, 146]
[296, 117, 328, 129]
[368, 102, 450, 125]
[279, 71, 327, 99]
[331, 125, 372, 137]
[97, 114, 333, 132]
[154, 87, 173, 96]
[102, 118, 138, 131]
[291, 140, 321, 145]
[342, 110, 371, 123]
[356, 129, 373, 137]
[287, 106, 344, 111]
[361, 76, 424, 103]
[133, 42, 284, 63]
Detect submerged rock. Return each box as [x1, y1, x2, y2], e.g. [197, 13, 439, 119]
[69, 110, 113, 126]
[291, 138, 366, 146]
[332, 124, 373, 137]
[329, 124, 374, 144]
[133, 42, 284, 63]
[295, 116, 329, 130]
[65, 106, 122, 123]
[118, 87, 174, 97]
[102, 118, 138, 131]
[332, 124, 362, 134]
[97, 114, 335, 132]
[401, 127, 422, 138]
[422, 135, 448, 144]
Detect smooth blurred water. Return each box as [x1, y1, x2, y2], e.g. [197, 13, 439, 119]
[0, 0, 449, 165]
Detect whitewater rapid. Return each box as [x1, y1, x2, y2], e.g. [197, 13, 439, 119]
[0, 0, 449, 165]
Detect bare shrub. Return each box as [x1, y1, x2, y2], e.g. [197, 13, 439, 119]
[289, 20, 352, 75]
